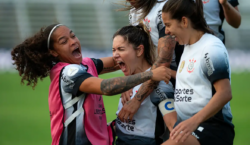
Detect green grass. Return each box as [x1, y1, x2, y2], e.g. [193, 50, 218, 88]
[0, 72, 249, 145]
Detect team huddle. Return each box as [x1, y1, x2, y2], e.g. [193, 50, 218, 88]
[11, 0, 241, 145]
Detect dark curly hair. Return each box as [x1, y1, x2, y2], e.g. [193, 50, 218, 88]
[11, 24, 62, 89]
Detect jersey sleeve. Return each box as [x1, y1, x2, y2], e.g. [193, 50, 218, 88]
[228, 0, 239, 7]
[201, 43, 230, 84]
[91, 58, 103, 74]
[150, 81, 174, 106]
[156, 10, 166, 39]
[61, 64, 93, 96]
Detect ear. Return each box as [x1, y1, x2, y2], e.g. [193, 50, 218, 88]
[181, 16, 189, 28]
[50, 49, 59, 57]
[136, 44, 144, 57]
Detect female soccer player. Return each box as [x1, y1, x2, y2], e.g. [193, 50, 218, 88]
[161, 0, 234, 145]
[11, 24, 171, 145]
[113, 24, 176, 145]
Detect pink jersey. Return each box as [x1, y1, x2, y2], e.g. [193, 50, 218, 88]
[49, 57, 112, 145]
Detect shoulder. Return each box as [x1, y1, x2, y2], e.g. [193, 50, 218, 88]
[202, 34, 226, 51]
[63, 64, 87, 77]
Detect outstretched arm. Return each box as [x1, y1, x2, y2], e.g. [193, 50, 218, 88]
[219, 0, 241, 28]
[118, 35, 176, 122]
[79, 66, 170, 96]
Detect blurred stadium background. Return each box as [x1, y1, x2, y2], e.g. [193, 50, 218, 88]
[0, 0, 249, 145]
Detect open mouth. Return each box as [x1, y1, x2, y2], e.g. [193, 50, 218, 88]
[117, 61, 126, 72]
[72, 47, 81, 58]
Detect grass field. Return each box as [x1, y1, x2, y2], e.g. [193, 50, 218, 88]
[0, 72, 249, 145]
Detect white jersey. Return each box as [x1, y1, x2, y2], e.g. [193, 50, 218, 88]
[175, 33, 233, 126]
[203, 0, 239, 42]
[115, 68, 174, 144]
[129, 0, 177, 68]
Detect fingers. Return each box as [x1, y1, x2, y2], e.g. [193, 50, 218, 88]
[118, 109, 125, 121]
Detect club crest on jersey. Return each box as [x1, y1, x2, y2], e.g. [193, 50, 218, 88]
[67, 67, 79, 76]
[187, 58, 196, 73]
[202, 0, 210, 4]
[179, 60, 185, 73]
[144, 18, 151, 32]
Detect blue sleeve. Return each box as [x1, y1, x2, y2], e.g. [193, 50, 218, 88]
[61, 64, 93, 96]
[201, 43, 230, 84]
[228, 0, 239, 7]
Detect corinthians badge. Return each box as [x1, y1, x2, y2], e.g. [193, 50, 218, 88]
[187, 58, 196, 73]
[179, 60, 185, 73]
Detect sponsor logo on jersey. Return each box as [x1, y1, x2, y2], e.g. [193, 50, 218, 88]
[155, 87, 167, 101]
[187, 58, 196, 73]
[204, 53, 215, 76]
[202, 0, 210, 4]
[61, 73, 74, 88]
[144, 18, 151, 32]
[165, 101, 174, 110]
[175, 89, 194, 102]
[116, 117, 136, 132]
[67, 67, 79, 76]
[179, 60, 185, 73]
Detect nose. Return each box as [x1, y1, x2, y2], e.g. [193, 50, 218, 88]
[165, 27, 170, 35]
[113, 50, 119, 58]
[70, 37, 77, 46]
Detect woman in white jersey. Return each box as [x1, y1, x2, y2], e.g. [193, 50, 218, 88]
[118, 0, 179, 124]
[161, 0, 234, 145]
[11, 23, 171, 145]
[113, 24, 177, 145]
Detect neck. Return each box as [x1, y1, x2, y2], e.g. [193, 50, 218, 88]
[188, 30, 205, 45]
[134, 58, 151, 74]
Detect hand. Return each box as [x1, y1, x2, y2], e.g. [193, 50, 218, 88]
[121, 89, 133, 105]
[218, 0, 227, 5]
[151, 66, 171, 83]
[170, 117, 199, 143]
[118, 97, 141, 122]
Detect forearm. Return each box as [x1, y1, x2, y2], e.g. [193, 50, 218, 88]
[192, 91, 232, 124]
[222, 2, 241, 28]
[163, 112, 177, 132]
[133, 35, 176, 102]
[100, 57, 120, 74]
[101, 71, 153, 96]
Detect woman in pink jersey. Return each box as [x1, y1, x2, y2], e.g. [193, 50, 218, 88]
[11, 24, 172, 145]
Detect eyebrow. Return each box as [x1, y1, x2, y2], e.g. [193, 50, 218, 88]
[112, 46, 125, 49]
[58, 30, 73, 42]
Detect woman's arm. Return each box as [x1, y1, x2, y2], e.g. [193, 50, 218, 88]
[170, 78, 232, 142]
[159, 98, 177, 132]
[79, 66, 171, 96]
[99, 57, 120, 74]
[219, 0, 241, 28]
[190, 78, 232, 123]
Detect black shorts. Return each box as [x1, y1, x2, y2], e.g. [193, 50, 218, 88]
[192, 120, 235, 145]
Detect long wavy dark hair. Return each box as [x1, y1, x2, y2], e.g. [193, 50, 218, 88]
[11, 24, 62, 89]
